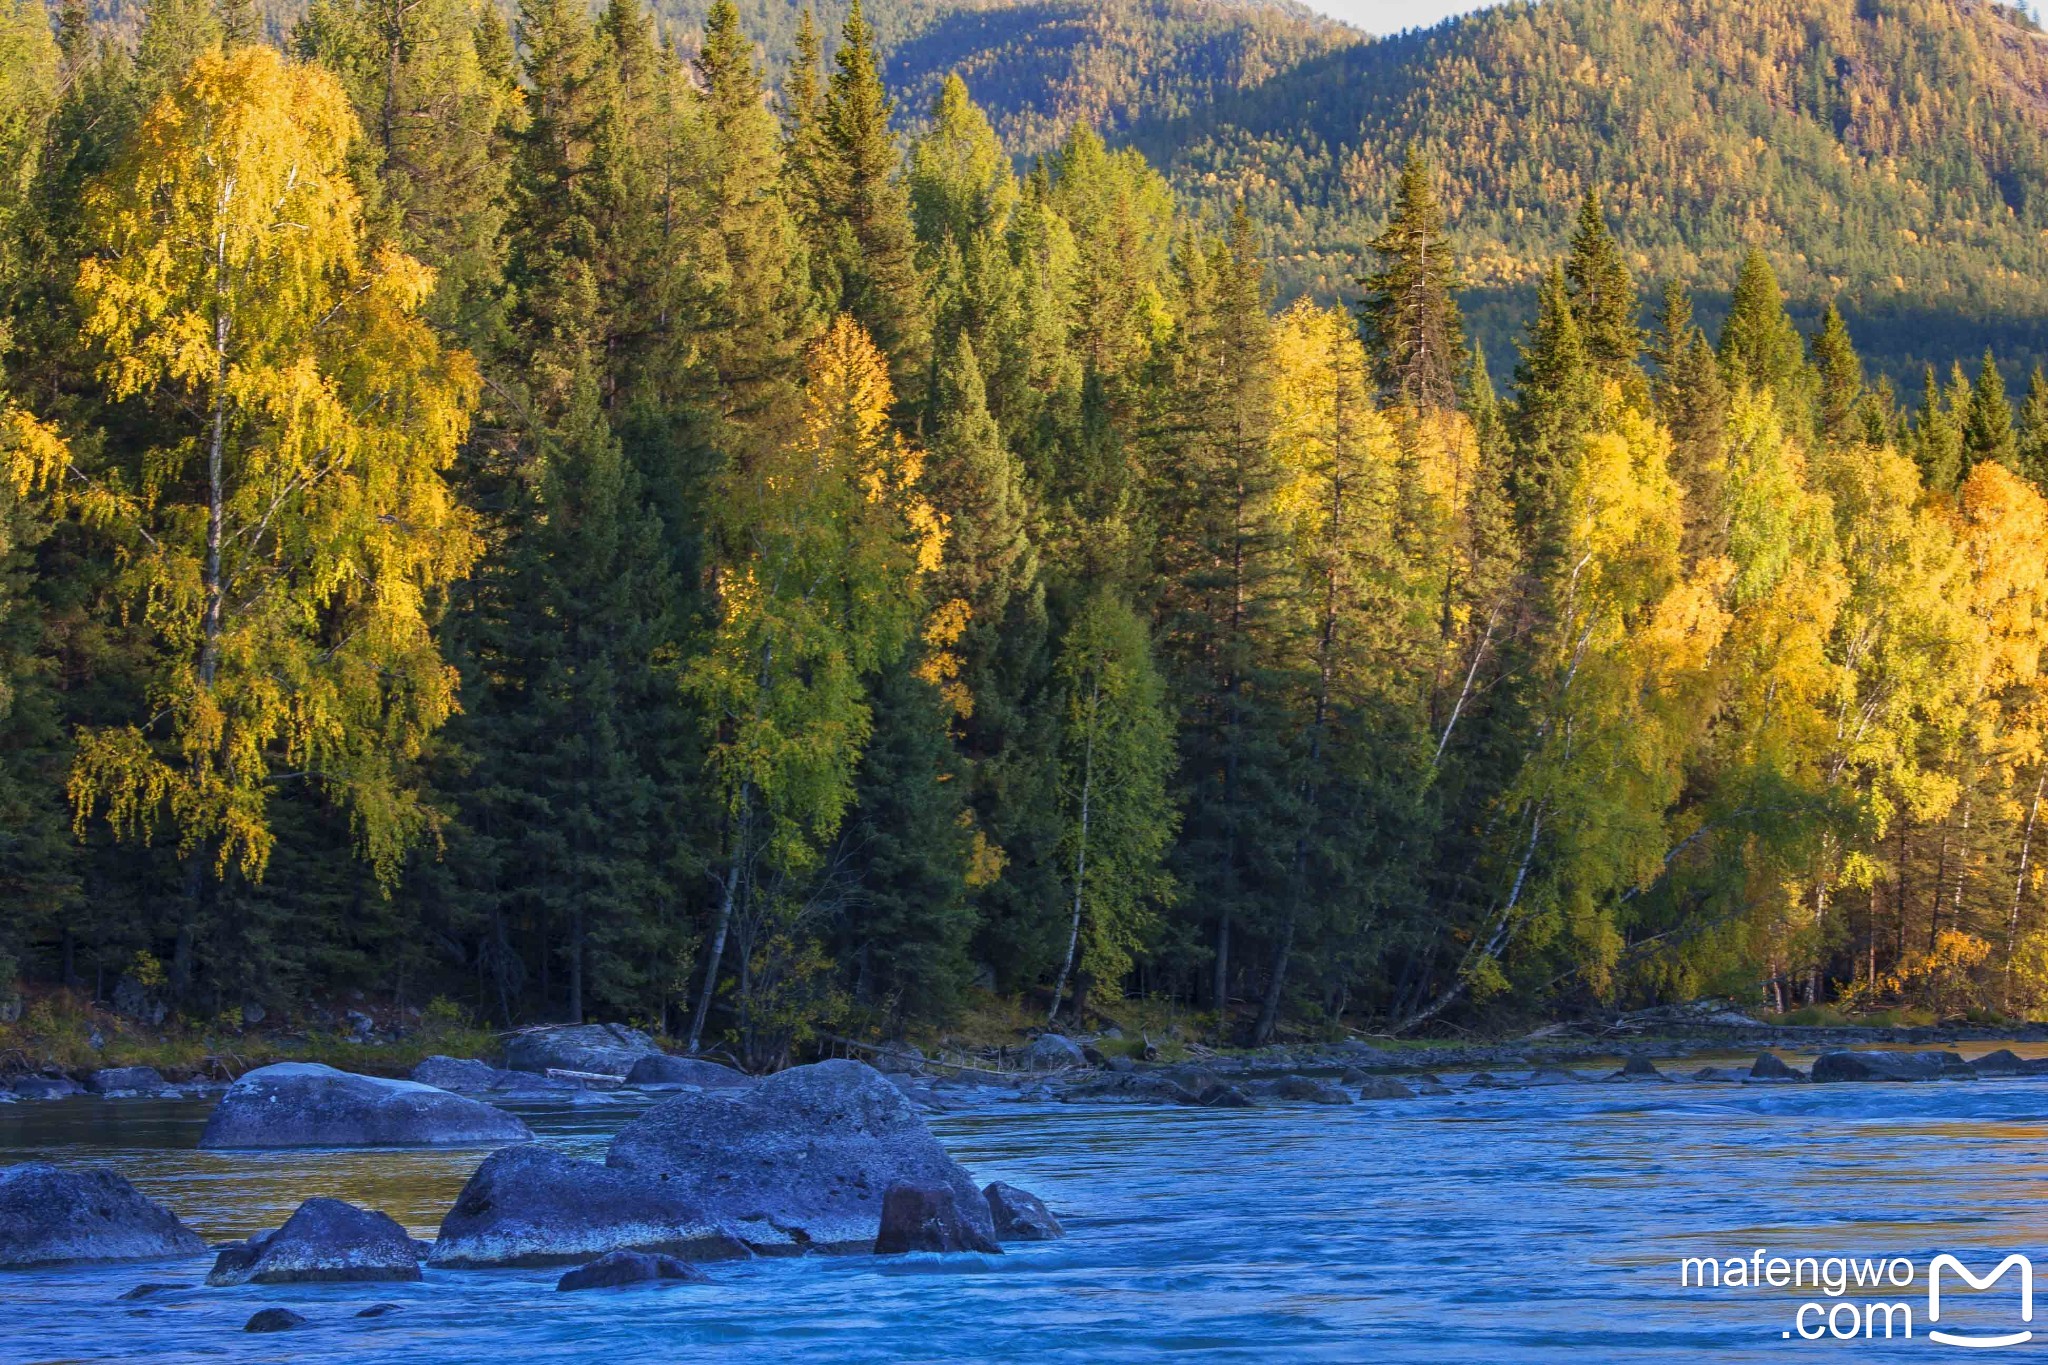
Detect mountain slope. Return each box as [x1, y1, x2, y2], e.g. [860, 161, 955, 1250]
[1108, 0, 2048, 375]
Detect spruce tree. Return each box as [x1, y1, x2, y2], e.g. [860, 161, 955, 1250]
[1563, 187, 1639, 380]
[1964, 350, 2018, 475]
[1910, 364, 1966, 494]
[1809, 302, 1863, 446]
[1509, 263, 1599, 562]
[813, 0, 928, 408]
[1718, 250, 1807, 410]
[2017, 365, 2048, 490]
[1358, 150, 1466, 410]
[1649, 282, 1728, 556]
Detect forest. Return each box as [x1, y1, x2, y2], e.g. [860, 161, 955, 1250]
[6, 0, 2048, 1062]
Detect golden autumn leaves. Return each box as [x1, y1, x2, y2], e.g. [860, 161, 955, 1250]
[4, 48, 965, 897]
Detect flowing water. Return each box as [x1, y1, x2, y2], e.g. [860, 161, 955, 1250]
[6, 1051, 2048, 1363]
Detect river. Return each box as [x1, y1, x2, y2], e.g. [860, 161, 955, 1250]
[6, 1050, 2048, 1362]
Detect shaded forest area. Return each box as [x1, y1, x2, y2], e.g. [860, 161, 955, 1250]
[6, 0, 2048, 1062]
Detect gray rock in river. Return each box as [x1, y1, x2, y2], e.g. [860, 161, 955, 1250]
[983, 1182, 1064, 1241]
[1811, 1050, 1974, 1082]
[84, 1067, 171, 1096]
[1609, 1056, 1669, 1082]
[1252, 1076, 1352, 1104]
[243, 1308, 307, 1333]
[606, 1059, 993, 1253]
[429, 1145, 750, 1267]
[409, 1056, 503, 1091]
[501, 1024, 660, 1077]
[207, 1198, 421, 1286]
[0, 1162, 206, 1266]
[1749, 1052, 1807, 1081]
[873, 1183, 1001, 1255]
[623, 1054, 752, 1089]
[1968, 1048, 2048, 1076]
[1020, 1034, 1087, 1070]
[199, 1062, 533, 1149]
[1191, 1083, 1254, 1108]
[1354, 1075, 1418, 1100]
[556, 1249, 708, 1291]
[10, 1075, 84, 1100]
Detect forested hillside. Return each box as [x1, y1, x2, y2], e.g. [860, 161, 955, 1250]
[7, 0, 2048, 1060]
[1125, 0, 2048, 379]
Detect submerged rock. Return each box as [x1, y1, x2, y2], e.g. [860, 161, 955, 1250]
[0, 1163, 206, 1267]
[9, 1076, 84, 1100]
[501, 1025, 660, 1078]
[1810, 1050, 1973, 1083]
[873, 1184, 1001, 1255]
[1191, 1083, 1254, 1108]
[622, 1054, 752, 1089]
[199, 1063, 532, 1149]
[207, 1198, 420, 1286]
[357, 1303, 402, 1318]
[84, 1067, 171, 1096]
[118, 1282, 183, 1300]
[243, 1308, 307, 1333]
[983, 1182, 1064, 1241]
[606, 1059, 993, 1253]
[1690, 1067, 1747, 1083]
[429, 1145, 749, 1268]
[555, 1249, 708, 1291]
[1749, 1052, 1807, 1082]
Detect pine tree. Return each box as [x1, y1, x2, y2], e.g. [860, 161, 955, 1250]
[1509, 263, 1599, 562]
[1649, 282, 1728, 556]
[1718, 250, 1807, 409]
[2018, 365, 2048, 490]
[1563, 187, 1639, 379]
[1809, 302, 1863, 446]
[1358, 150, 1465, 410]
[1964, 350, 2018, 476]
[812, 0, 928, 408]
[1910, 364, 1967, 495]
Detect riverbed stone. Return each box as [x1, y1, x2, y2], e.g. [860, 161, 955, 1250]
[357, 1304, 401, 1318]
[409, 1056, 503, 1091]
[983, 1182, 1064, 1241]
[1020, 1034, 1086, 1070]
[1749, 1052, 1807, 1081]
[555, 1249, 708, 1291]
[207, 1198, 421, 1286]
[623, 1054, 752, 1089]
[84, 1067, 171, 1096]
[10, 1075, 84, 1100]
[606, 1059, 993, 1253]
[1253, 1075, 1352, 1104]
[501, 1024, 660, 1078]
[118, 1282, 182, 1300]
[1191, 1083, 1254, 1108]
[1810, 1050, 1974, 1083]
[199, 1063, 533, 1149]
[1354, 1075, 1418, 1100]
[243, 1308, 306, 1333]
[873, 1183, 1001, 1255]
[0, 1163, 206, 1267]
[429, 1145, 749, 1268]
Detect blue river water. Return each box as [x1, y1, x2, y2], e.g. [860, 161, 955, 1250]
[5, 1052, 2048, 1363]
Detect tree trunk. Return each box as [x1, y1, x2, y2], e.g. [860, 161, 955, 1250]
[1047, 675, 1097, 1026]
[1251, 909, 1296, 1046]
[2005, 772, 2044, 1010]
[686, 849, 743, 1053]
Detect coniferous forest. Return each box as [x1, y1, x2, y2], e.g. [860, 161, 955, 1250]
[9, 0, 2048, 1061]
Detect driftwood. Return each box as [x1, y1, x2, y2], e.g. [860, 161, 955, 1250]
[544, 1067, 624, 1087]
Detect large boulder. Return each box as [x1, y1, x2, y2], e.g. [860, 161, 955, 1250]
[623, 1054, 752, 1089]
[983, 1182, 1064, 1241]
[1019, 1035, 1086, 1071]
[428, 1145, 749, 1268]
[606, 1059, 993, 1253]
[1749, 1052, 1807, 1082]
[501, 1024, 660, 1078]
[207, 1198, 420, 1286]
[556, 1249, 707, 1292]
[1969, 1048, 2048, 1077]
[1811, 1050, 1974, 1083]
[84, 1067, 172, 1096]
[872, 1184, 1000, 1255]
[10, 1075, 83, 1100]
[0, 1163, 206, 1266]
[199, 1063, 533, 1149]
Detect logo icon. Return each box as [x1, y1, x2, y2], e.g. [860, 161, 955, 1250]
[1928, 1254, 2034, 1349]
